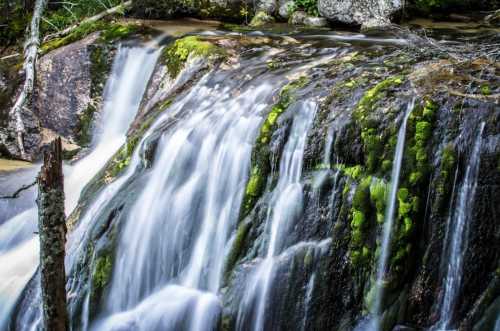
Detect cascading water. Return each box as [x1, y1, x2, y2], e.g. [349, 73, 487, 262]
[90, 55, 291, 331]
[358, 98, 414, 331]
[433, 122, 485, 331]
[0, 43, 160, 331]
[236, 100, 318, 331]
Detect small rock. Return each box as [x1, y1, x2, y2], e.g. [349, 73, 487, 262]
[250, 11, 276, 27]
[392, 325, 416, 331]
[278, 1, 295, 19]
[290, 11, 307, 25]
[304, 16, 328, 27]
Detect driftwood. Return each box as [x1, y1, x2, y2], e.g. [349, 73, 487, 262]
[9, 0, 48, 160]
[37, 137, 68, 331]
[42, 0, 133, 42]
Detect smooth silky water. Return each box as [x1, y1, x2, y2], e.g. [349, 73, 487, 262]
[432, 122, 485, 331]
[0, 43, 161, 331]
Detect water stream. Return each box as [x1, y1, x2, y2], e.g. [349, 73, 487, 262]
[0, 44, 160, 331]
[434, 122, 485, 330]
[236, 100, 318, 331]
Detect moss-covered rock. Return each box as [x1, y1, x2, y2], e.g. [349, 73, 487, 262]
[162, 36, 226, 78]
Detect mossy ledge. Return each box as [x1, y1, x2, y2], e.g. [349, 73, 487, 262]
[239, 76, 309, 219]
[162, 36, 227, 78]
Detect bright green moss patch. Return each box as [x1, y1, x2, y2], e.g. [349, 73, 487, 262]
[40, 22, 139, 55]
[163, 36, 226, 78]
[354, 76, 405, 173]
[240, 76, 309, 219]
[224, 220, 252, 284]
[92, 255, 113, 291]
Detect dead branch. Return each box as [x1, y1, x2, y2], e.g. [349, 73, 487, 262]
[9, 0, 48, 160]
[42, 0, 132, 42]
[0, 180, 37, 199]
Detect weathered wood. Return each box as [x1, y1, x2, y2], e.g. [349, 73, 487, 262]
[37, 137, 68, 331]
[10, 0, 48, 160]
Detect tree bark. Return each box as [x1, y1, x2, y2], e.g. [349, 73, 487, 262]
[37, 137, 68, 331]
[10, 0, 47, 160]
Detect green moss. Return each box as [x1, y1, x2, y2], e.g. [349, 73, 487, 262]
[240, 76, 309, 218]
[354, 76, 405, 173]
[92, 255, 113, 291]
[370, 178, 388, 224]
[224, 220, 251, 283]
[40, 22, 138, 55]
[249, 11, 275, 27]
[77, 103, 97, 146]
[163, 36, 226, 78]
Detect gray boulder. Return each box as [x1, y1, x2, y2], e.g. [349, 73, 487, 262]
[318, 0, 402, 29]
[278, 1, 295, 19]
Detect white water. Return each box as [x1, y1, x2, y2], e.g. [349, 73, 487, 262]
[367, 99, 414, 331]
[92, 69, 276, 331]
[236, 100, 318, 331]
[434, 122, 485, 331]
[301, 273, 316, 331]
[0, 44, 160, 330]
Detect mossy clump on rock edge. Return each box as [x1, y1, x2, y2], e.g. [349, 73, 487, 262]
[240, 76, 309, 219]
[40, 22, 141, 55]
[162, 36, 226, 78]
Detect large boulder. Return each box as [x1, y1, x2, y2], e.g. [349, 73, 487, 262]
[318, 0, 403, 29]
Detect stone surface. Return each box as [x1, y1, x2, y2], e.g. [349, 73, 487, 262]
[278, 0, 295, 19]
[304, 16, 328, 27]
[290, 10, 307, 25]
[0, 32, 113, 160]
[318, 0, 402, 28]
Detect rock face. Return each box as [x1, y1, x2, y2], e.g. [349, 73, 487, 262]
[0, 32, 114, 160]
[318, 0, 403, 28]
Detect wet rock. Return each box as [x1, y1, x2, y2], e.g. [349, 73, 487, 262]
[318, 0, 402, 29]
[290, 10, 307, 25]
[304, 16, 328, 27]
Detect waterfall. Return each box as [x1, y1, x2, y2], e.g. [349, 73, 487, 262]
[91, 60, 281, 331]
[236, 100, 318, 331]
[0, 44, 160, 331]
[361, 98, 414, 331]
[434, 122, 485, 330]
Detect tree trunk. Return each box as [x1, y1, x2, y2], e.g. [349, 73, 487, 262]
[10, 0, 47, 160]
[37, 137, 68, 331]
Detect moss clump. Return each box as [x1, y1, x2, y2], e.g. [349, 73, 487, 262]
[163, 36, 226, 78]
[370, 178, 388, 224]
[249, 11, 275, 27]
[349, 176, 373, 265]
[354, 76, 405, 173]
[76, 103, 97, 147]
[240, 76, 309, 218]
[40, 22, 139, 55]
[224, 220, 252, 284]
[92, 255, 113, 291]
